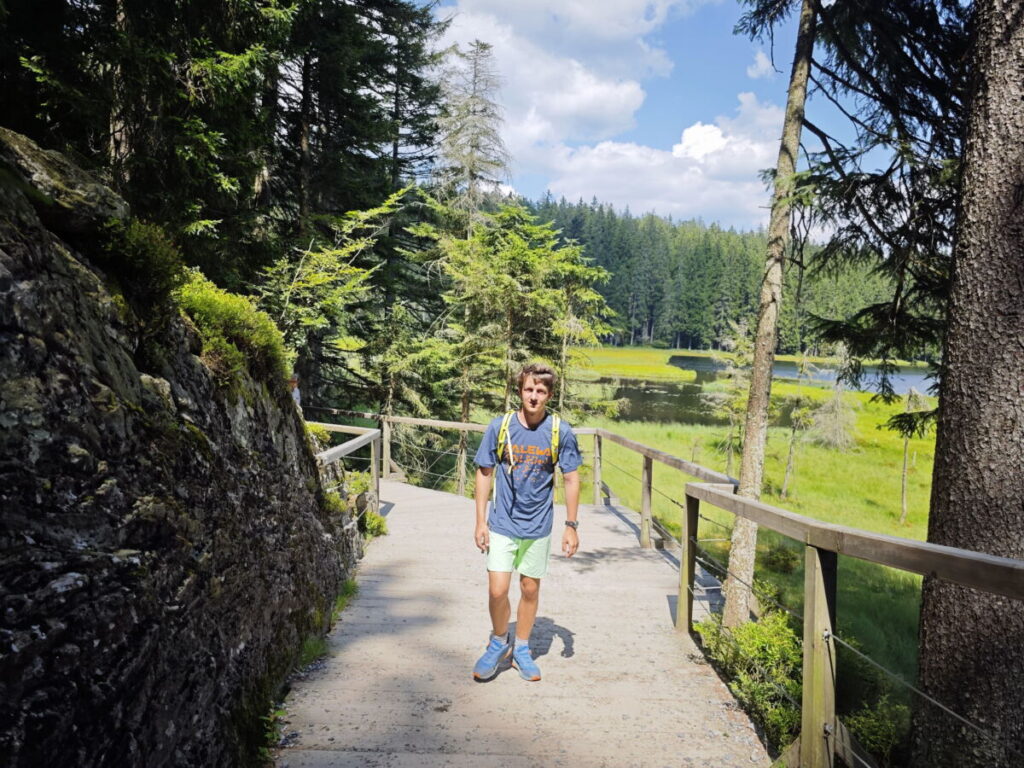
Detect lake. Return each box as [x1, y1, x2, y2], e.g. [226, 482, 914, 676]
[593, 356, 931, 424]
[669, 354, 932, 396]
[594, 377, 720, 425]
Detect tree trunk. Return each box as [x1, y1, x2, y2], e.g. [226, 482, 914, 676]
[298, 51, 313, 232]
[254, 60, 279, 205]
[503, 312, 514, 410]
[108, 0, 130, 189]
[722, 0, 816, 628]
[899, 392, 911, 525]
[913, 3, 1024, 765]
[456, 376, 470, 496]
[558, 315, 569, 412]
[899, 434, 909, 524]
[384, 72, 402, 318]
[725, 421, 735, 478]
[781, 426, 797, 499]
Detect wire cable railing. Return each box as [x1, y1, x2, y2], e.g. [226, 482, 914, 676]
[596, 446, 1024, 768]
[307, 413, 1024, 768]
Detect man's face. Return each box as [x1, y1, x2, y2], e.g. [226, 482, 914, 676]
[519, 376, 552, 417]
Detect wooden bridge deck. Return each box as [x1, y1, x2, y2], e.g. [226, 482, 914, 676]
[274, 480, 772, 767]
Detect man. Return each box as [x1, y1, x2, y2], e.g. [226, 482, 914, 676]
[472, 363, 581, 682]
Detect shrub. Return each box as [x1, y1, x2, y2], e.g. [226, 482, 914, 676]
[360, 509, 388, 538]
[176, 270, 292, 388]
[845, 695, 910, 767]
[765, 544, 799, 574]
[696, 609, 802, 749]
[346, 470, 371, 496]
[305, 422, 331, 448]
[320, 490, 347, 518]
[98, 218, 186, 315]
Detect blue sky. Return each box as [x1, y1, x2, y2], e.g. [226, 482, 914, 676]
[434, 0, 806, 230]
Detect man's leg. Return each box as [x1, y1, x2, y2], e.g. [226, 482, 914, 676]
[474, 568, 514, 680]
[511, 574, 543, 681]
[515, 575, 541, 644]
[488, 570, 513, 636]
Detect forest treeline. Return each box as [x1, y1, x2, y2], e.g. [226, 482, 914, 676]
[0, 1, 614, 420]
[1, 0, 898, 421]
[529, 196, 892, 354]
[1, 0, 443, 288]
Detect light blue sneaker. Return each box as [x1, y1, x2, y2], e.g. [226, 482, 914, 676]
[512, 642, 541, 681]
[473, 634, 511, 680]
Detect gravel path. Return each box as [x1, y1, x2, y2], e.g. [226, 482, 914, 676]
[275, 480, 772, 768]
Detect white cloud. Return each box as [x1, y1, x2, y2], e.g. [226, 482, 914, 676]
[746, 50, 775, 79]
[442, 7, 649, 159]
[674, 123, 729, 160]
[437, 2, 782, 228]
[543, 93, 783, 226]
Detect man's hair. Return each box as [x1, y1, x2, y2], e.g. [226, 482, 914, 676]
[516, 362, 557, 394]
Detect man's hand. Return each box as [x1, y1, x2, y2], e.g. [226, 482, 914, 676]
[474, 466, 493, 553]
[475, 522, 490, 553]
[562, 525, 579, 557]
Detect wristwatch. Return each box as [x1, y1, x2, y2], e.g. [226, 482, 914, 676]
[565, 520, 579, 530]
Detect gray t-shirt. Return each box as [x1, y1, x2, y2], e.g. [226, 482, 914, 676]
[475, 411, 582, 539]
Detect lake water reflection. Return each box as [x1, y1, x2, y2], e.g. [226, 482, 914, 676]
[669, 355, 931, 396]
[599, 356, 931, 425]
[598, 378, 720, 425]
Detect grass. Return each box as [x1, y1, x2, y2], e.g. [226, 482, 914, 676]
[573, 346, 698, 382]
[574, 344, 930, 382]
[332, 579, 358, 622]
[296, 579, 360, 669]
[565, 372, 935, 689]
[296, 635, 329, 668]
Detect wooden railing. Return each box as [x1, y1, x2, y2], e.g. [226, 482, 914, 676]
[306, 406, 734, 550]
[306, 409, 1024, 768]
[311, 422, 381, 518]
[681, 483, 1024, 768]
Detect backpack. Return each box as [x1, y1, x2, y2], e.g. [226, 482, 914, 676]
[495, 410, 561, 473]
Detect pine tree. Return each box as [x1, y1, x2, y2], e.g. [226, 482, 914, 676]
[434, 40, 510, 233]
[724, 0, 817, 628]
[914, 3, 1024, 762]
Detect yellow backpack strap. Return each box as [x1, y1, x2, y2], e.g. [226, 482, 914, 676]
[551, 413, 561, 468]
[496, 411, 515, 472]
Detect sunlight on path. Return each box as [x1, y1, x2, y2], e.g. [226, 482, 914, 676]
[275, 480, 771, 768]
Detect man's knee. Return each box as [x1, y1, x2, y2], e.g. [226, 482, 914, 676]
[488, 581, 511, 601]
[520, 576, 541, 601]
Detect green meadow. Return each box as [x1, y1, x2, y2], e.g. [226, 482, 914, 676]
[567, 346, 935, 687]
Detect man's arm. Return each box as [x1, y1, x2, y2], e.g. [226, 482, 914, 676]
[561, 469, 580, 557]
[474, 466, 493, 552]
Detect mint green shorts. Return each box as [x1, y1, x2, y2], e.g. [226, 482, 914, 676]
[486, 531, 552, 579]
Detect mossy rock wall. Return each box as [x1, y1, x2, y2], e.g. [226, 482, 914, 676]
[0, 129, 357, 767]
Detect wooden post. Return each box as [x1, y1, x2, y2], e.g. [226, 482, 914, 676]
[800, 545, 837, 768]
[382, 419, 391, 480]
[677, 492, 699, 631]
[593, 434, 603, 506]
[640, 455, 653, 548]
[371, 437, 381, 516]
[457, 429, 467, 496]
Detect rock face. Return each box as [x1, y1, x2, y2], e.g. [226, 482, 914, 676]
[0, 129, 358, 767]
